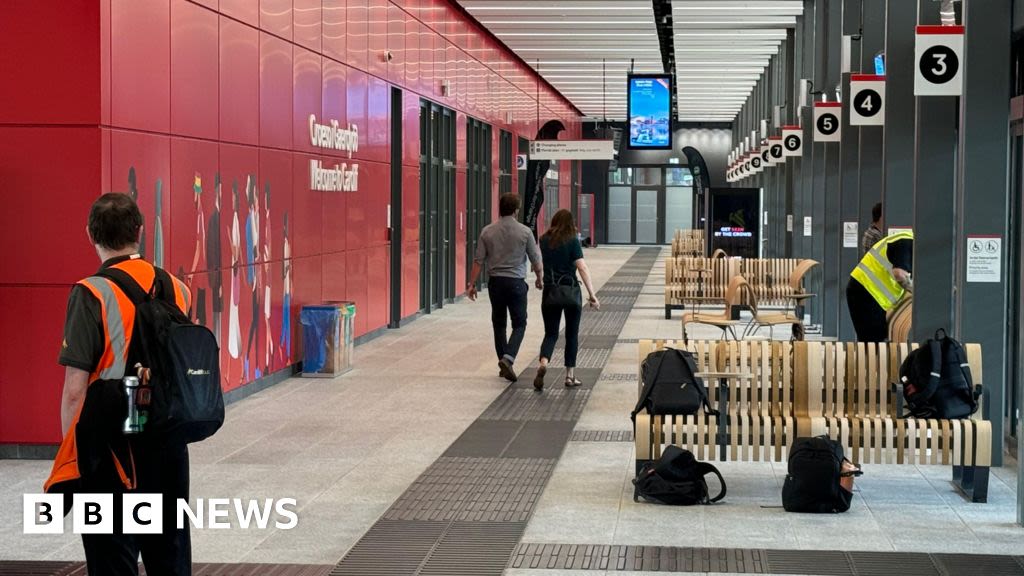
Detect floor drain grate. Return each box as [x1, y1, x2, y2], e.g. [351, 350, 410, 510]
[418, 522, 525, 576]
[331, 520, 448, 576]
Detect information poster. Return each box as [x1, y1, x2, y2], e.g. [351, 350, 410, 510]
[966, 235, 1001, 283]
[843, 222, 858, 248]
[628, 75, 672, 149]
[803, 216, 812, 237]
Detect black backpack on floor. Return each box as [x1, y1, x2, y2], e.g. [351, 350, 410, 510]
[782, 436, 859, 513]
[631, 348, 718, 421]
[99, 267, 224, 445]
[899, 329, 981, 419]
[633, 446, 726, 505]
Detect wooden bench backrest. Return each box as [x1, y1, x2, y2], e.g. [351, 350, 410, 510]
[795, 341, 984, 419]
[640, 339, 983, 420]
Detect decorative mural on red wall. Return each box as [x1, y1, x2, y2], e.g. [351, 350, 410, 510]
[0, 0, 581, 444]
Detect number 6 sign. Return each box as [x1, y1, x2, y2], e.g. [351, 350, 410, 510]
[813, 102, 842, 142]
[914, 25, 964, 96]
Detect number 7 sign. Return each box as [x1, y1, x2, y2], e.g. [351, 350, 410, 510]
[850, 75, 885, 126]
[914, 25, 964, 96]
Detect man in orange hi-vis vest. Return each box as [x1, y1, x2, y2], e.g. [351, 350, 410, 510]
[46, 193, 193, 575]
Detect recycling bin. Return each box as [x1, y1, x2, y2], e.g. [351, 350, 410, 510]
[299, 302, 356, 377]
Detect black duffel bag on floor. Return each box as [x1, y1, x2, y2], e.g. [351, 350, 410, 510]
[633, 446, 726, 506]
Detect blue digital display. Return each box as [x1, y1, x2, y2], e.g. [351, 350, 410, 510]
[874, 52, 885, 75]
[628, 75, 672, 149]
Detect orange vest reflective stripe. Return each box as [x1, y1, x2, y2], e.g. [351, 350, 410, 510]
[44, 258, 191, 493]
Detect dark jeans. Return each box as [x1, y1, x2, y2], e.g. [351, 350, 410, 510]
[487, 276, 528, 363]
[82, 443, 191, 576]
[846, 278, 888, 343]
[540, 288, 583, 367]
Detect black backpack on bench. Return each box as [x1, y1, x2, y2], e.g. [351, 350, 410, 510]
[633, 446, 726, 505]
[631, 348, 719, 421]
[899, 329, 981, 420]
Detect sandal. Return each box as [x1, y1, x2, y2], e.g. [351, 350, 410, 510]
[564, 376, 582, 388]
[533, 365, 546, 391]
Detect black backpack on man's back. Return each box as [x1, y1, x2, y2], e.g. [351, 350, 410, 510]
[899, 329, 981, 419]
[631, 348, 718, 420]
[99, 267, 224, 445]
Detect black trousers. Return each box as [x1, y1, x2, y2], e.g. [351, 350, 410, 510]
[81, 443, 191, 576]
[846, 279, 888, 343]
[487, 276, 528, 363]
[540, 289, 583, 367]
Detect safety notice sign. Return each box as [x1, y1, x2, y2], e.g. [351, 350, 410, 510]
[966, 235, 1001, 283]
[787, 214, 794, 232]
[843, 222, 858, 248]
[803, 216, 812, 237]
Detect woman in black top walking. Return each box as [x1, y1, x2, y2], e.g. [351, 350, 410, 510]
[533, 209, 600, 391]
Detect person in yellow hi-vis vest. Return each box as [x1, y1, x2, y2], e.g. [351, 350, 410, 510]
[845, 230, 914, 342]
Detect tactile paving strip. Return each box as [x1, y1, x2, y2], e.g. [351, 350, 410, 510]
[598, 372, 639, 382]
[384, 458, 555, 522]
[580, 335, 619, 350]
[598, 294, 638, 306]
[570, 430, 634, 442]
[418, 522, 526, 576]
[479, 388, 591, 421]
[508, 544, 1024, 575]
[510, 544, 767, 572]
[548, 347, 610, 369]
[579, 310, 630, 335]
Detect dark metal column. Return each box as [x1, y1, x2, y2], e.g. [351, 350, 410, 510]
[957, 0, 1011, 469]
[859, 0, 885, 241]
[837, 0, 863, 342]
[785, 30, 797, 258]
[882, 0, 917, 230]
[911, 0, 957, 341]
[819, 0, 843, 337]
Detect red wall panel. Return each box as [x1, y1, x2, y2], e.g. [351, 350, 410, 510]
[322, 0, 346, 63]
[347, 0, 369, 72]
[367, 244, 389, 332]
[111, 0, 170, 133]
[367, 0, 389, 80]
[0, 287, 71, 444]
[168, 137, 219, 282]
[386, 5, 406, 87]
[0, 127, 101, 285]
[0, 2, 101, 125]
[293, 0, 322, 53]
[293, 152, 323, 258]
[367, 76, 390, 164]
[111, 130, 172, 269]
[260, 0, 293, 40]
[171, 0, 219, 140]
[220, 0, 258, 26]
[345, 250, 368, 336]
[260, 33, 295, 150]
[220, 17, 260, 145]
[294, 48, 323, 155]
[347, 69, 369, 160]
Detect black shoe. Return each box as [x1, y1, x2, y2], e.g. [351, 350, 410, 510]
[498, 359, 518, 382]
[533, 365, 546, 391]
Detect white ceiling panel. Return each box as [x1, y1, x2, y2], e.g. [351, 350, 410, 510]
[458, 0, 801, 122]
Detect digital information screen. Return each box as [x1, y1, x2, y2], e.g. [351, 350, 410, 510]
[627, 75, 672, 149]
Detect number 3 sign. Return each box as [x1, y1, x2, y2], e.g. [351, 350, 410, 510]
[914, 25, 964, 96]
[813, 102, 842, 142]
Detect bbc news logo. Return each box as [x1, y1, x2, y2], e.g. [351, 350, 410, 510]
[24, 494, 298, 534]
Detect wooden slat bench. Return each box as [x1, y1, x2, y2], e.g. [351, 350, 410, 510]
[664, 258, 817, 320]
[633, 339, 992, 502]
[672, 229, 705, 258]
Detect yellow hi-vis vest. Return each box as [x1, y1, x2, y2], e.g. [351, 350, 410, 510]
[850, 230, 914, 312]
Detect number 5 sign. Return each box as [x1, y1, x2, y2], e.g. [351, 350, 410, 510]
[813, 102, 842, 142]
[915, 25, 964, 96]
[850, 75, 885, 126]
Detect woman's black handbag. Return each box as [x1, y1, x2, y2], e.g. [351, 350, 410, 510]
[543, 273, 581, 309]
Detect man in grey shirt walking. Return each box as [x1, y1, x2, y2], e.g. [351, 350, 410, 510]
[467, 193, 543, 382]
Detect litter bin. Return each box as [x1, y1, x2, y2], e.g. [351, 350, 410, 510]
[300, 302, 356, 377]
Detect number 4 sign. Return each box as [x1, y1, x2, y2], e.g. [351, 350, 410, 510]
[850, 75, 885, 126]
[813, 102, 842, 142]
[915, 25, 964, 96]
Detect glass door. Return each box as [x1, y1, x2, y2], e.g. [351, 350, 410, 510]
[635, 189, 659, 244]
[608, 186, 632, 243]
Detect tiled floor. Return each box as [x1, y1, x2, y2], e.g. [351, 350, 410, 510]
[2, 246, 1022, 575]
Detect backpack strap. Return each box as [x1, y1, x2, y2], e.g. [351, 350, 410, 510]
[696, 462, 727, 503]
[97, 266, 176, 306]
[631, 351, 669, 422]
[912, 336, 944, 405]
[673, 349, 720, 417]
[948, 338, 983, 409]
